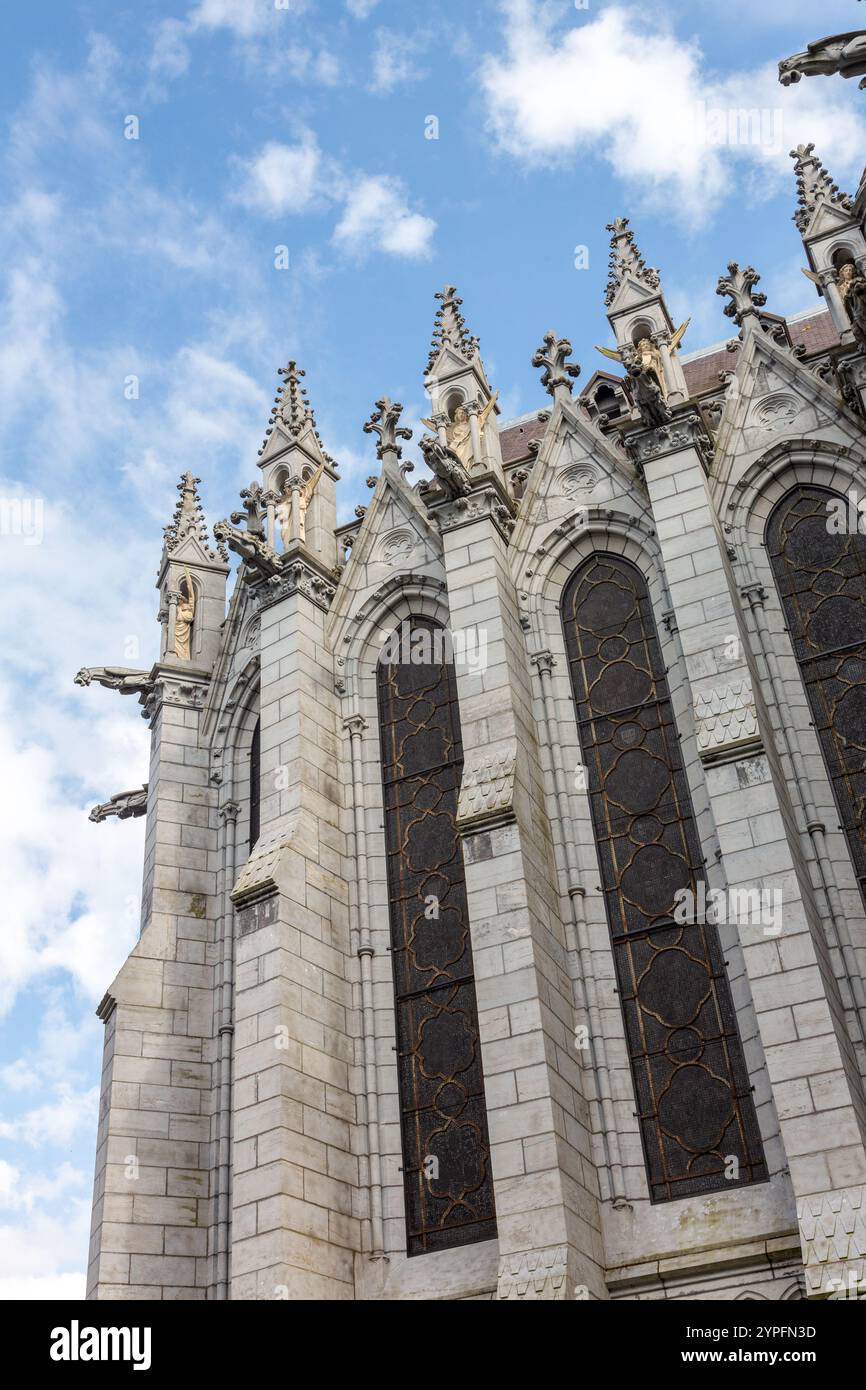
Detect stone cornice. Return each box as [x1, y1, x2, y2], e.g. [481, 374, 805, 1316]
[426, 480, 516, 541]
[253, 555, 337, 614]
[625, 409, 712, 473]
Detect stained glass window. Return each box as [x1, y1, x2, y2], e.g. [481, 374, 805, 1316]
[377, 619, 497, 1254]
[766, 484, 866, 911]
[249, 718, 260, 853]
[561, 554, 767, 1202]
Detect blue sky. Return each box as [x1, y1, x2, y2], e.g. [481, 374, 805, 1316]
[1, 0, 864, 1298]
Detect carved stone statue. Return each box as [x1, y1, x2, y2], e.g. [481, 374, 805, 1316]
[89, 785, 149, 823]
[418, 435, 472, 499]
[628, 363, 673, 428]
[779, 32, 866, 89]
[275, 462, 324, 549]
[422, 393, 499, 469]
[74, 667, 154, 696]
[837, 262, 866, 347]
[174, 569, 195, 661]
[595, 323, 688, 402]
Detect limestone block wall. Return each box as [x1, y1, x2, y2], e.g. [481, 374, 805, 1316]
[86, 680, 219, 1299]
[228, 577, 359, 1300]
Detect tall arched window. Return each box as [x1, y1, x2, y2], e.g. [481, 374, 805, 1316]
[249, 718, 261, 853]
[766, 484, 866, 911]
[561, 554, 767, 1203]
[377, 618, 497, 1254]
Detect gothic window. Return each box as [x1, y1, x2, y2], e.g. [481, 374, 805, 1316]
[594, 383, 624, 421]
[766, 484, 866, 911]
[249, 718, 261, 853]
[377, 618, 497, 1254]
[561, 555, 767, 1203]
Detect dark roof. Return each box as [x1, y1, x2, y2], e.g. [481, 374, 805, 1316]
[496, 310, 841, 459]
[499, 413, 548, 464]
[789, 308, 839, 353]
[680, 309, 839, 397]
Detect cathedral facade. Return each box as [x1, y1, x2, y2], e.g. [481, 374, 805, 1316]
[80, 145, 866, 1301]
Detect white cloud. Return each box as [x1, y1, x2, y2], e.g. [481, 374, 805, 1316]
[346, 0, 382, 17]
[232, 134, 327, 216]
[0, 1190, 91, 1299]
[369, 29, 428, 94]
[189, 0, 274, 38]
[149, 18, 192, 81]
[333, 175, 436, 259]
[233, 139, 437, 260]
[481, 0, 866, 224]
[0, 1088, 99, 1148]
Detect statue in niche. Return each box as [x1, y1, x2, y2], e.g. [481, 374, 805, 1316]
[596, 321, 688, 403]
[837, 262, 866, 347]
[805, 260, 866, 346]
[275, 461, 324, 548]
[174, 568, 196, 661]
[422, 392, 499, 468]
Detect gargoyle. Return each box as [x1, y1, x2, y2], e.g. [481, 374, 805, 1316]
[418, 434, 472, 500]
[89, 785, 149, 823]
[779, 32, 866, 89]
[74, 667, 154, 696]
[213, 518, 280, 579]
[628, 363, 672, 428]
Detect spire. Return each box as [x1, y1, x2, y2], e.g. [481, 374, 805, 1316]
[605, 217, 660, 308]
[259, 360, 333, 462]
[791, 143, 854, 233]
[426, 284, 480, 376]
[164, 472, 208, 552]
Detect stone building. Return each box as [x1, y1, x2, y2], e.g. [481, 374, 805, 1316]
[79, 146, 866, 1301]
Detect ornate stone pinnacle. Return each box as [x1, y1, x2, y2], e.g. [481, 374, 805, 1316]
[716, 262, 768, 326]
[363, 397, 413, 461]
[532, 332, 581, 399]
[605, 217, 661, 308]
[259, 359, 333, 462]
[164, 471, 208, 552]
[230, 482, 267, 539]
[426, 284, 480, 375]
[790, 143, 854, 233]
